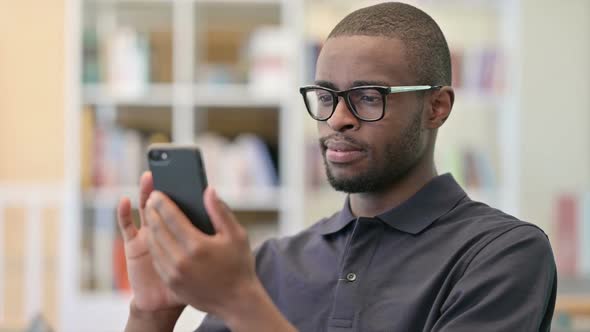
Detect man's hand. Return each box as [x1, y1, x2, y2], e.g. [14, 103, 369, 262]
[120, 172, 296, 332]
[117, 172, 185, 332]
[144, 185, 257, 318]
[145, 184, 298, 332]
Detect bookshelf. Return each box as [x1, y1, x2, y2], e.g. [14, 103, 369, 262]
[62, 0, 305, 331]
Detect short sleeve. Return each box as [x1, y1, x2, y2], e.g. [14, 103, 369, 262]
[432, 225, 557, 332]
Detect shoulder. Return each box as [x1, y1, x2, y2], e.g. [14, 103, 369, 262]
[435, 202, 557, 331]
[441, 198, 554, 276]
[441, 198, 549, 247]
[466, 220, 554, 272]
[430, 198, 555, 278]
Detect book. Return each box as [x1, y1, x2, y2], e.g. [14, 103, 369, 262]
[80, 207, 96, 290]
[194, 132, 278, 201]
[112, 233, 130, 292]
[247, 27, 291, 97]
[459, 47, 503, 94]
[578, 192, 590, 276]
[81, 106, 95, 189]
[149, 30, 173, 83]
[90, 107, 150, 187]
[450, 48, 463, 88]
[105, 27, 150, 99]
[555, 194, 579, 277]
[93, 207, 115, 291]
[82, 28, 100, 84]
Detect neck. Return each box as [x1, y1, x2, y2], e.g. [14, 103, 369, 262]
[349, 155, 437, 218]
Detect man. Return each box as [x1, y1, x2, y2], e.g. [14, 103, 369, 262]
[117, 2, 556, 331]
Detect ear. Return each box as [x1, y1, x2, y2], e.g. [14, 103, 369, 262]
[426, 86, 454, 129]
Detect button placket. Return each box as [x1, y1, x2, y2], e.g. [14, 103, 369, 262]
[328, 218, 383, 332]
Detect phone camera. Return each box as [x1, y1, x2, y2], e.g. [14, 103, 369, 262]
[149, 150, 162, 161]
[161, 152, 168, 160]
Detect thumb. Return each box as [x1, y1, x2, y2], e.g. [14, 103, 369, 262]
[203, 187, 239, 235]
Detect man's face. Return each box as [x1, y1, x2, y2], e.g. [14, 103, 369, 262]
[315, 35, 429, 193]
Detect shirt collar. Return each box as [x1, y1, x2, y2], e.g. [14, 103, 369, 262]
[316, 173, 467, 236]
[315, 196, 357, 235]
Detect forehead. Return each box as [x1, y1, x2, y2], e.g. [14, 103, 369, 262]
[315, 35, 413, 88]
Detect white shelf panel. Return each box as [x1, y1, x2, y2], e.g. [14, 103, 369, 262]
[82, 83, 283, 108]
[82, 185, 282, 211]
[192, 83, 283, 108]
[83, 83, 173, 106]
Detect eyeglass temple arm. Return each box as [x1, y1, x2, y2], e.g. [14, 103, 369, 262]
[387, 85, 442, 93]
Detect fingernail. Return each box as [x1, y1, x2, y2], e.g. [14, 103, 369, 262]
[147, 192, 156, 207]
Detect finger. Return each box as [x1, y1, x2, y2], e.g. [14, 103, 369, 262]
[203, 187, 239, 236]
[117, 197, 138, 242]
[145, 206, 184, 264]
[139, 171, 154, 227]
[147, 191, 206, 246]
[145, 222, 174, 283]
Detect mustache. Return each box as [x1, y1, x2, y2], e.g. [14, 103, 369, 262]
[319, 134, 368, 151]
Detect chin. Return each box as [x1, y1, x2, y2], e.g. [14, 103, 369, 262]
[327, 164, 362, 180]
[328, 177, 372, 193]
[326, 168, 374, 193]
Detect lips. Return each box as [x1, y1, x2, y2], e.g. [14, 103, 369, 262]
[324, 139, 366, 164]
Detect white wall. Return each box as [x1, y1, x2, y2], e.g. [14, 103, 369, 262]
[519, 0, 590, 233]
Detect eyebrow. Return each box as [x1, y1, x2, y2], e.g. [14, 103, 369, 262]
[313, 80, 392, 90]
[351, 80, 391, 87]
[314, 80, 338, 90]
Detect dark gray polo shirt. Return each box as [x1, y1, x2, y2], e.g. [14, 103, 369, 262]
[196, 174, 556, 331]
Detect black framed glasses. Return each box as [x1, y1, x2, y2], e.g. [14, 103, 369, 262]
[299, 85, 442, 122]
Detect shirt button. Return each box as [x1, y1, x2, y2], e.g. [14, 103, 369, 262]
[346, 272, 357, 282]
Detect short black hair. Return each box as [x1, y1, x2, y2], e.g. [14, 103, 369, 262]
[328, 2, 451, 86]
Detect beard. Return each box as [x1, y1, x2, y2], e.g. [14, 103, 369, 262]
[322, 110, 425, 193]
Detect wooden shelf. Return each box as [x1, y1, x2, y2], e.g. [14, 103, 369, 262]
[556, 295, 590, 316]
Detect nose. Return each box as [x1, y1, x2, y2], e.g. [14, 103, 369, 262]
[326, 97, 360, 132]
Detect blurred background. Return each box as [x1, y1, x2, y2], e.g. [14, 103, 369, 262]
[0, 0, 588, 331]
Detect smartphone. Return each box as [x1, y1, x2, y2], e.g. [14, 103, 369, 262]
[147, 144, 215, 235]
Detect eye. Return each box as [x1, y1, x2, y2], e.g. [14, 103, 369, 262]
[316, 92, 334, 105]
[360, 95, 381, 103]
[352, 89, 382, 105]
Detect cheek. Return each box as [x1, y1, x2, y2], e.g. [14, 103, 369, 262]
[363, 117, 418, 160]
[361, 124, 397, 156]
[316, 121, 330, 138]
[381, 100, 425, 139]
